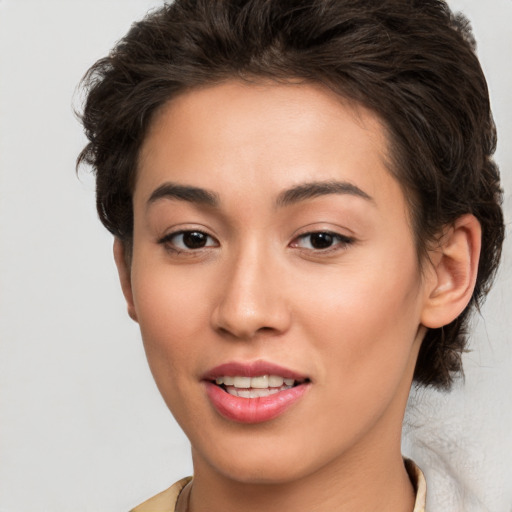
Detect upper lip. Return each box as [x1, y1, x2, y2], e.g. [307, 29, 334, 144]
[202, 360, 309, 381]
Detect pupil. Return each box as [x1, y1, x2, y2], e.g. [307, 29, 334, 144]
[311, 233, 333, 249]
[183, 231, 207, 248]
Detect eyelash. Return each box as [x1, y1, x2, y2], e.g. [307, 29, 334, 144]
[158, 230, 354, 255]
[290, 231, 354, 252]
[158, 230, 219, 253]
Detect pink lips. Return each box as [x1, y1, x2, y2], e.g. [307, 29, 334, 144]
[202, 361, 311, 424]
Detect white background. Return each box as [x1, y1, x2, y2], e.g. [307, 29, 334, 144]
[0, 1, 510, 511]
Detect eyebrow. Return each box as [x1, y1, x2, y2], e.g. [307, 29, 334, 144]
[147, 182, 219, 208]
[275, 180, 373, 207]
[146, 179, 373, 210]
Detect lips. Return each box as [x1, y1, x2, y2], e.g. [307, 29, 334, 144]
[202, 361, 311, 424]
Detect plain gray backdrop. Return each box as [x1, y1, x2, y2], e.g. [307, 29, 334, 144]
[0, 1, 511, 511]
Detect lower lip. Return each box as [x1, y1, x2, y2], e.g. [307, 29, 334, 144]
[204, 381, 310, 424]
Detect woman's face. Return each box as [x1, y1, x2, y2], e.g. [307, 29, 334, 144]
[124, 80, 434, 483]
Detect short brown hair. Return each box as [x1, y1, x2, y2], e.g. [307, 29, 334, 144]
[77, 0, 504, 389]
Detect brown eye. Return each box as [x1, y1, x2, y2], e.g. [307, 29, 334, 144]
[160, 230, 219, 251]
[309, 232, 335, 249]
[181, 231, 209, 248]
[292, 231, 353, 251]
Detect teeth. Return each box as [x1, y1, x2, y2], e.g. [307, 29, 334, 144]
[250, 375, 268, 389]
[215, 375, 297, 388]
[226, 385, 291, 398]
[233, 376, 252, 388]
[268, 375, 284, 387]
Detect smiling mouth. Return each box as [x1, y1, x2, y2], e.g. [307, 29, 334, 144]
[204, 364, 312, 423]
[213, 375, 310, 398]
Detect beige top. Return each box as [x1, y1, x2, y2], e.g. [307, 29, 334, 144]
[131, 459, 426, 512]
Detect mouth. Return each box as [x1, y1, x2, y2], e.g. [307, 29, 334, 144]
[202, 361, 311, 423]
[212, 375, 310, 399]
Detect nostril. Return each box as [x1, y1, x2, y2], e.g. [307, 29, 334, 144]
[215, 324, 281, 341]
[257, 326, 277, 333]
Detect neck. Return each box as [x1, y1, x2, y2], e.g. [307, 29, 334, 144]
[188, 436, 416, 512]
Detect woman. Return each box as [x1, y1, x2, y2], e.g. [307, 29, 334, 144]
[77, 1, 504, 510]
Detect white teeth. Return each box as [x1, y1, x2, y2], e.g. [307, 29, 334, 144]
[225, 385, 292, 398]
[233, 376, 251, 388]
[250, 375, 269, 389]
[214, 374, 297, 389]
[268, 375, 284, 387]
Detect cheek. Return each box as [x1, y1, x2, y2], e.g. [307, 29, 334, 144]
[293, 256, 423, 447]
[299, 245, 423, 381]
[130, 263, 213, 380]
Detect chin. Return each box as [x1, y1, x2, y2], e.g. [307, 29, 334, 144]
[215, 459, 309, 485]
[192, 432, 330, 486]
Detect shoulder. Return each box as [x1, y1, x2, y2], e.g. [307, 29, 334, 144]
[130, 477, 192, 512]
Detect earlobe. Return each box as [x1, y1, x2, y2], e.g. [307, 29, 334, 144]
[113, 238, 138, 322]
[421, 214, 481, 329]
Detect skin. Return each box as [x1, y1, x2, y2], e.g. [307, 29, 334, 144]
[115, 80, 481, 512]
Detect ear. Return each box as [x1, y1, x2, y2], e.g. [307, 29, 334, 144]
[113, 238, 138, 322]
[421, 214, 481, 329]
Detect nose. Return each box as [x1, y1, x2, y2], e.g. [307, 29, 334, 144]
[211, 244, 291, 340]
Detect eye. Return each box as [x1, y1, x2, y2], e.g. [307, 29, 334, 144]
[159, 230, 219, 251]
[291, 231, 353, 251]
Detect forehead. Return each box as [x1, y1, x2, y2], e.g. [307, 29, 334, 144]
[136, 80, 404, 217]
